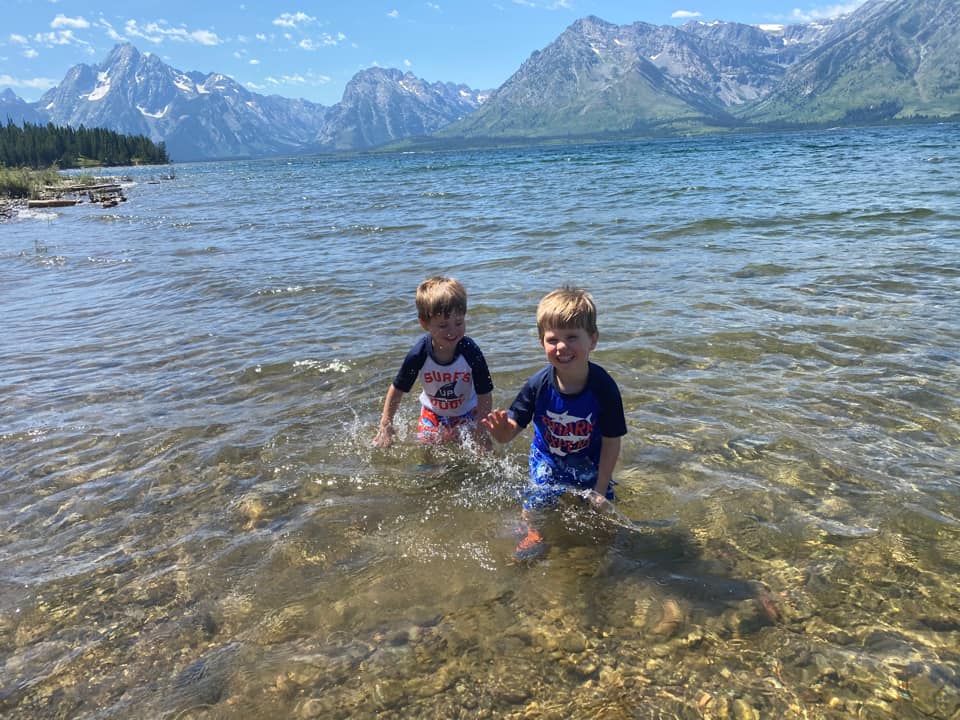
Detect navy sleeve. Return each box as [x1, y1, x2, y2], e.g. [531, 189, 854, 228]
[593, 365, 627, 438]
[508, 367, 549, 429]
[392, 335, 430, 393]
[460, 337, 494, 394]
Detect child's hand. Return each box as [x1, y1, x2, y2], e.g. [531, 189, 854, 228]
[480, 410, 517, 444]
[587, 490, 609, 509]
[373, 424, 395, 448]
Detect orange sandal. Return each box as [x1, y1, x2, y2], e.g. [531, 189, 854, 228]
[514, 527, 548, 561]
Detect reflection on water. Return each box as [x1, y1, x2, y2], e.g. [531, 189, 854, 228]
[2, 124, 960, 718]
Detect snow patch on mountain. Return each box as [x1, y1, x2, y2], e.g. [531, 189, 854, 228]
[86, 72, 111, 101]
[137, 104, 168, 119]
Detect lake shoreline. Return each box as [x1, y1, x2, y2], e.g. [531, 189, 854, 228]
[1, 174, 133, 222]
[1, 198, 27, 221]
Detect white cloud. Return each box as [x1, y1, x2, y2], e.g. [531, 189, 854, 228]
[296, 32, 346, 50]
[191, 30, 220, 45]
[99, 19, 123, 42]
[273, 12, 317, 28]
[787, 1, 868, 22]
[24, 48, 39, 58]
[249, 58, 260, 65]
[32, 30, 88, 48]
[0, 73, 58, 90]
[10, 34, 29, 44]
[51, 14, 90, 30]
[426, 2, 440, 9]
[262, 72, 331, 87]
[387, 9, 399, 18]
[511, 0, 570, 8]
[672, 10, 702, 19]
[404, 58, 412, 67]
[123, 20, 222, 46]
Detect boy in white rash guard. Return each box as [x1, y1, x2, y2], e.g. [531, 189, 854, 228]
[374, 276, 494, 448]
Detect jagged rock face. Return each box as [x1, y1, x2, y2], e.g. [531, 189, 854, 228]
[741, 0, 960, 123]
[678, 19, 833, 104]
[314, 67, 485, 151]
[449, 17, 710, 138]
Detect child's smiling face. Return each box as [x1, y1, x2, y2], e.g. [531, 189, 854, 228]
[541, 325, 597, 374]
[420, 312, 465, 356]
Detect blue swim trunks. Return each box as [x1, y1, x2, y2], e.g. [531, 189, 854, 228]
[521, 444, 615, 510]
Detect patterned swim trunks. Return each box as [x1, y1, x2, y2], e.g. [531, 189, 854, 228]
[416, 406, 477, 444]
[521, 444, 616, 510]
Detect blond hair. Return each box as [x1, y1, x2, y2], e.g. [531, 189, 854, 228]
[536, 286, 598, 342]
[415, 276, 467, 321]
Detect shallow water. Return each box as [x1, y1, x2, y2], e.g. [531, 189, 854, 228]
[2, 124, 959, 719]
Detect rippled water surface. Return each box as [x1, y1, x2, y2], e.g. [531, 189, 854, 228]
[2, 124, 959, 719]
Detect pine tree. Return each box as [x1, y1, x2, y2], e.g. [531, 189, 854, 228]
[0, 121, 168, 169]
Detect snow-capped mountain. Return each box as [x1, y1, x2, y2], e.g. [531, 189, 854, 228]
[29, 44, 486, 161]
[313, 67, 485, 152]
[36, 44, 328, 161]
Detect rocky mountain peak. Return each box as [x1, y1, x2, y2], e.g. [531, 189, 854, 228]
[317, 65, 486, 151]
[743, 0, 960, 124]
[104, 42, 141, 69]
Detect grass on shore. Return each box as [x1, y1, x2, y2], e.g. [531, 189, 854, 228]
[0, 167, 95, 199]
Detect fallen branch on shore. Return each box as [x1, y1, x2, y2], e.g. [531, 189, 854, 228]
[27, 198, 82, 208]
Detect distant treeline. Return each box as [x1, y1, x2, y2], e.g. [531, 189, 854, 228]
[0, 120, 168, 169]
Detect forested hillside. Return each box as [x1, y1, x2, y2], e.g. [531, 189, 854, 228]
[0, 121, 168, 169]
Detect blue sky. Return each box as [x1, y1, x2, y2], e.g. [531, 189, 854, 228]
[3, 0, 869, 106]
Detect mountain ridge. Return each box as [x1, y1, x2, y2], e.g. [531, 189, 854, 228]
[1, 0, 956, 161]
[738, 0, 960, 124]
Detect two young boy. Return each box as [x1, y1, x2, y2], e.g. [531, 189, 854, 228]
[375, 276, 627, 558]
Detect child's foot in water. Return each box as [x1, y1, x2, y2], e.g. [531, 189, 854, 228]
[514, 525, 548, 561]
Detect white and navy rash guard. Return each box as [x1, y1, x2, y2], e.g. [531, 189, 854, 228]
[393, 334, 494, 417]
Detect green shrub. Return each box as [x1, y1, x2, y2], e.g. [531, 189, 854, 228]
[0, 167, 65, 198]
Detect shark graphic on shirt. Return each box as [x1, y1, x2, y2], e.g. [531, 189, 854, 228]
[543, 410, 593, 457]
[433, 380, 458, 400]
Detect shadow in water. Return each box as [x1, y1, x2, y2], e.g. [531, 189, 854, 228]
[536, 502, 780, 638]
